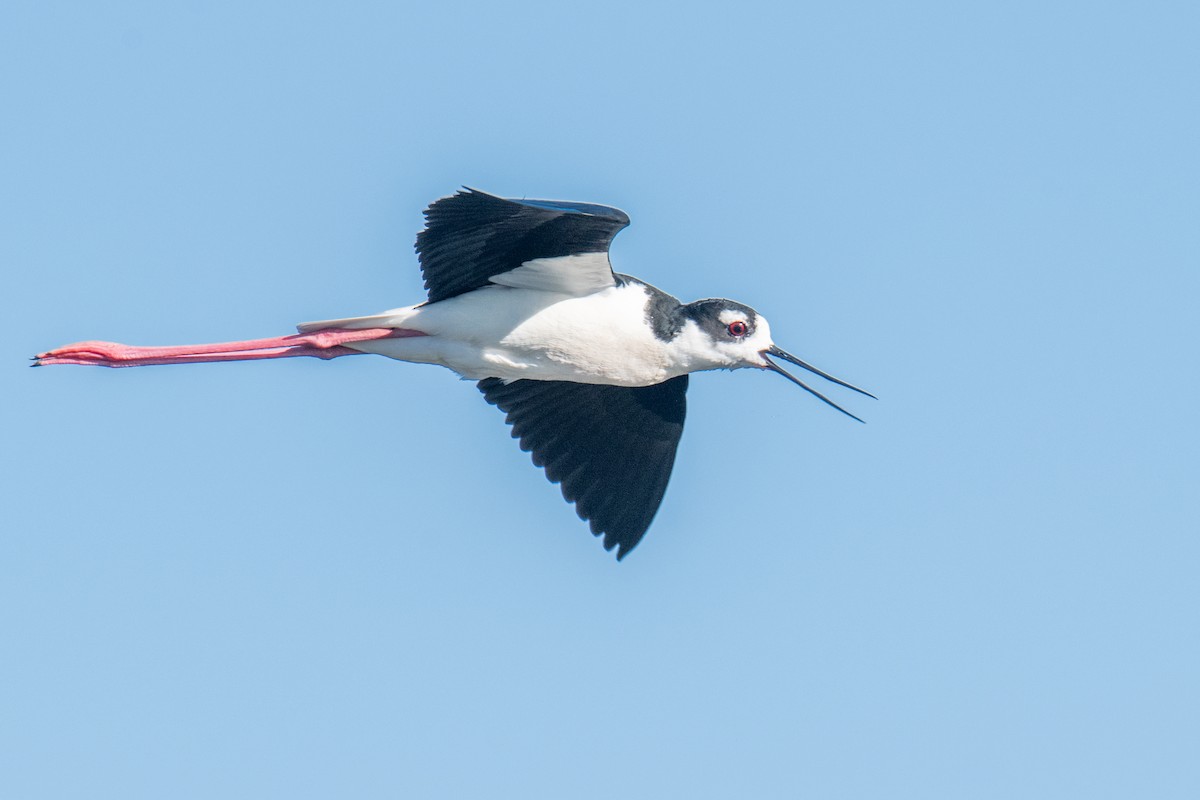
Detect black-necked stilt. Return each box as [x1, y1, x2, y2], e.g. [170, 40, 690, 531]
[36, 188, 873, 559]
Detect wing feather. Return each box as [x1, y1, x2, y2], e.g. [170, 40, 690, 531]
[478, 376, 688, 559]
[417, 188, 630, 303]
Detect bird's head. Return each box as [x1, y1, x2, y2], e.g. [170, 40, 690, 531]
[680, 298, 875, 422]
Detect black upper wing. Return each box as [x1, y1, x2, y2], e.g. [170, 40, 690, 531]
[478, 376, 689, 560]
[416, 188, 630, 303]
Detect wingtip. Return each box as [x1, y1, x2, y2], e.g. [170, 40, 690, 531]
[612, 535, 643, 562]
[459, 185, 495, 199]
[602, 532, 631, 562]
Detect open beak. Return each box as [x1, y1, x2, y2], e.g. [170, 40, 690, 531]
[760, 345, 876, 423]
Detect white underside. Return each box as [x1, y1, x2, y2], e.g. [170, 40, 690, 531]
[299, 283, 688, 386]
[298, 249, 777, 384]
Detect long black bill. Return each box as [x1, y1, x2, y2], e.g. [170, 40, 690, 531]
[762, 344, 876, 423]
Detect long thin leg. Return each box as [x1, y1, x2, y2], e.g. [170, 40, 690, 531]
[33, 327, 426, 367]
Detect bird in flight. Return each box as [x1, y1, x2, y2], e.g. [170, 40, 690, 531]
[35, 188, 873, 559]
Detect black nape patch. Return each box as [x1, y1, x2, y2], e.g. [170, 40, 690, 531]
[615, 274, 686, 343]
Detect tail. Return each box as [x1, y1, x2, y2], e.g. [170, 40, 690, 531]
[296, 305, 420, 334]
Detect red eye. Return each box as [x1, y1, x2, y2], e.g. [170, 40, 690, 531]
[727, 320, 748, 337]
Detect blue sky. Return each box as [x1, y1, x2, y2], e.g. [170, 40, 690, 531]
[3, 1, 1198, 797]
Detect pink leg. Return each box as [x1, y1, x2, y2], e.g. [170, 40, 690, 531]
[33, 327, 427, 368]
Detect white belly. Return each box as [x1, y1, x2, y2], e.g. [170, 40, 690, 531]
[344, 284, 678, 386]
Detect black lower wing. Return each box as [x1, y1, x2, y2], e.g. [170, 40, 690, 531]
[478, 376, 689, 560]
